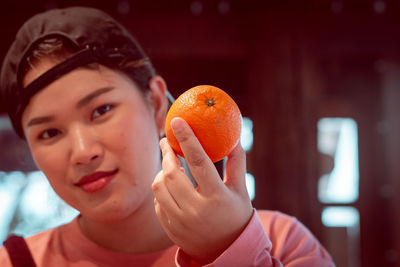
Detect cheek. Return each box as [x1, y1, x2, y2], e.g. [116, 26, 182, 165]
[31, 147, 68, 186]
[114, 119, 157, 155]
[110, 110, 160, 166]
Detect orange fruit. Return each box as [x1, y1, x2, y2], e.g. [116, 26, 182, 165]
[165, 85, 242, 162]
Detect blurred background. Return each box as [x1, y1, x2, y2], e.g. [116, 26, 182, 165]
[1, 0, 400, 266]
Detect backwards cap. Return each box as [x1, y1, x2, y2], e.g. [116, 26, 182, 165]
[0, 6, 154, 138]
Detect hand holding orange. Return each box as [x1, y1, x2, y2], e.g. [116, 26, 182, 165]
[165, 85, 242, 162]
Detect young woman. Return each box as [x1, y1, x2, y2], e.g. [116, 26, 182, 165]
[0, 6, 335, 267]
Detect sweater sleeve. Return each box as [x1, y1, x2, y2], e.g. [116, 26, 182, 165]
[175, 209, 335, 267]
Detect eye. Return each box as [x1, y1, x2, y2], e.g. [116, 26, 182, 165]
[39, 129, 61, 140]
[92, 104, 114, 119]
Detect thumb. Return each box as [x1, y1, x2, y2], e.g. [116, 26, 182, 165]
[223, 142, 247, 193]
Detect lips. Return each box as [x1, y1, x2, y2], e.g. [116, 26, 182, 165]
[75, 169, 118, 193]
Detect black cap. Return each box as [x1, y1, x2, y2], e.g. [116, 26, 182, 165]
[0, 6, 155, 139]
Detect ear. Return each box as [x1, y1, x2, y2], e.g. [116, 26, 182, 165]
[147, 75, 168, 137]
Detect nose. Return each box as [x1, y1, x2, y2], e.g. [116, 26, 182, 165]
[69, 123, 103, 165]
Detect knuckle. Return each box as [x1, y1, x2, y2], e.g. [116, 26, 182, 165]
[163, 168, 176, 181]
[151, 181, 160, 192]
[176, 131, 190, 143]
[151, 177, 163, 192]
[188, 153, 205, 167]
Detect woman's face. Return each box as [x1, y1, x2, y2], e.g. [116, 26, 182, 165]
[21, 59, 167, 222]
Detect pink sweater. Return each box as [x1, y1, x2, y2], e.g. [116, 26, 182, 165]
[0, 210, 335, 266]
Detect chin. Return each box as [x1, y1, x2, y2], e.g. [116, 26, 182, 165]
[81, 206, 133, 224]
[80, 195, 150, 224]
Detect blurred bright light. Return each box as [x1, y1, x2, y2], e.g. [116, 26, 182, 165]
[245, 173, 255, 201]
[0, 171, 26, 242]
[322, 206, 359, 227]
[17, 172, 78, 228]
[0, 171, 78, 242]
[318, 118, 359, 203]
[241, 117, 253, 152]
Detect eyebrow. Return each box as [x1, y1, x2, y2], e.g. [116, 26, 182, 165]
[76, 87, 115, 109]
[26, 87, 115, 128]
[27, 116, 55, 127]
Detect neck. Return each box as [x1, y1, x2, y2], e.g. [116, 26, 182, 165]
[78, 194, 173, 254]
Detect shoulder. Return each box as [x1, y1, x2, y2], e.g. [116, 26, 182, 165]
[0, 245, 12, 267]
[0, 224, 66, 267]
[25, 227, 58, 253]
[0, 229, 55, 267]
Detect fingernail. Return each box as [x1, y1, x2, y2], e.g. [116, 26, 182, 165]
[159, 138, 167, 150]
[170, 117, 185, 135]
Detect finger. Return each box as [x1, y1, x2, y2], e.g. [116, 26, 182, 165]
[160, 138, 180, 169]
[170, 117, 223, 193]
[154, 198, 173, 233]
[154, 198, 187, 243]
[223, 142, 247, 193]
[152, 171, 182, 213]
[160, 138, 197, 205]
